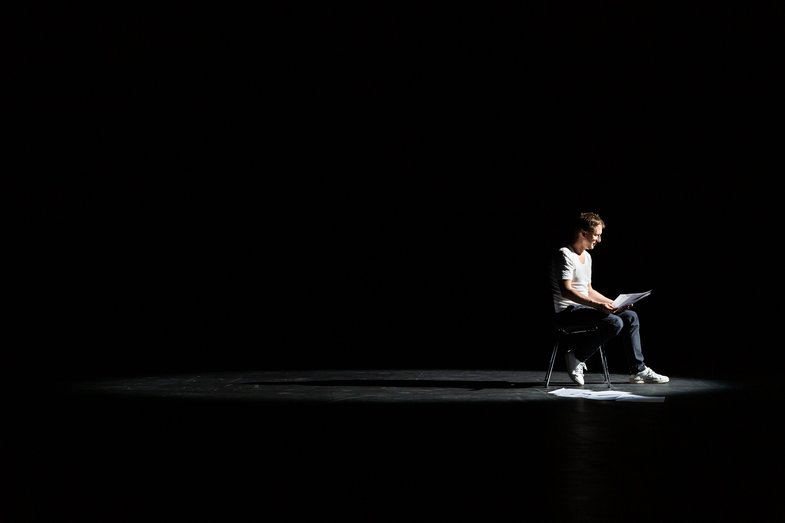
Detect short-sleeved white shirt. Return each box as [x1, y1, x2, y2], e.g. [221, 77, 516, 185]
[551, 246, 592, 313]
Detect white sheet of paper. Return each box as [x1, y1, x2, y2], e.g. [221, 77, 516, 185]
[611, 290, 652, 309]
[548, 387, 665, 402]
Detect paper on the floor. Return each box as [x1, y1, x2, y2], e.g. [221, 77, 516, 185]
[548, 388, 665, 402]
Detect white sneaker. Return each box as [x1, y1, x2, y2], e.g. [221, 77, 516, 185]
[564, 351, 585, 386]
[629, 366, 669, 384]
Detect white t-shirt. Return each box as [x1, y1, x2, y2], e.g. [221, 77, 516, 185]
[551, 246, 592, 313]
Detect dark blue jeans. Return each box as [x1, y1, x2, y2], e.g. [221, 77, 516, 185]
[553, 306, 646, 373]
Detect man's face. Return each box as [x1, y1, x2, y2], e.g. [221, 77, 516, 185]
[584, 225, 602, 249]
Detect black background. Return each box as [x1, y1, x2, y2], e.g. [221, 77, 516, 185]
[10, 3, 783, 384]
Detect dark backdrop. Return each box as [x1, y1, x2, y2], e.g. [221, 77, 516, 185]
[10, 3, 782, 383]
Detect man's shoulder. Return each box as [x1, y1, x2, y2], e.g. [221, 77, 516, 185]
[552, 246, 573, 266]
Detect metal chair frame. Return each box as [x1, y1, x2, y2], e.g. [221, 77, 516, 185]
[545, 325, 613, 389]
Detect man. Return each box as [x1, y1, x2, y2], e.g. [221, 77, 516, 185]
[550, 211, 668, 385]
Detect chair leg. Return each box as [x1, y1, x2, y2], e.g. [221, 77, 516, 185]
[598, 345, 613, 389]
[545, 339, 560, 387]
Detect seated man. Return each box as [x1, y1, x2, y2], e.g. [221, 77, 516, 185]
[550, 211, 668, 386]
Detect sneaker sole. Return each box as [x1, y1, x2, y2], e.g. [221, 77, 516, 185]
[629, 378, 670, 384]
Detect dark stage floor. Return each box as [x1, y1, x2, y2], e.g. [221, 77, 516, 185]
[10, 369, 780, 522]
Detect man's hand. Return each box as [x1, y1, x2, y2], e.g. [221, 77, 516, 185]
[611, 303, 633, 314]
[599, 302, 616, 313]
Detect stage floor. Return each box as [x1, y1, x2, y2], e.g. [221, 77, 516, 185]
[11, 369, 779, 522]
[67, 369, 737, 403]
